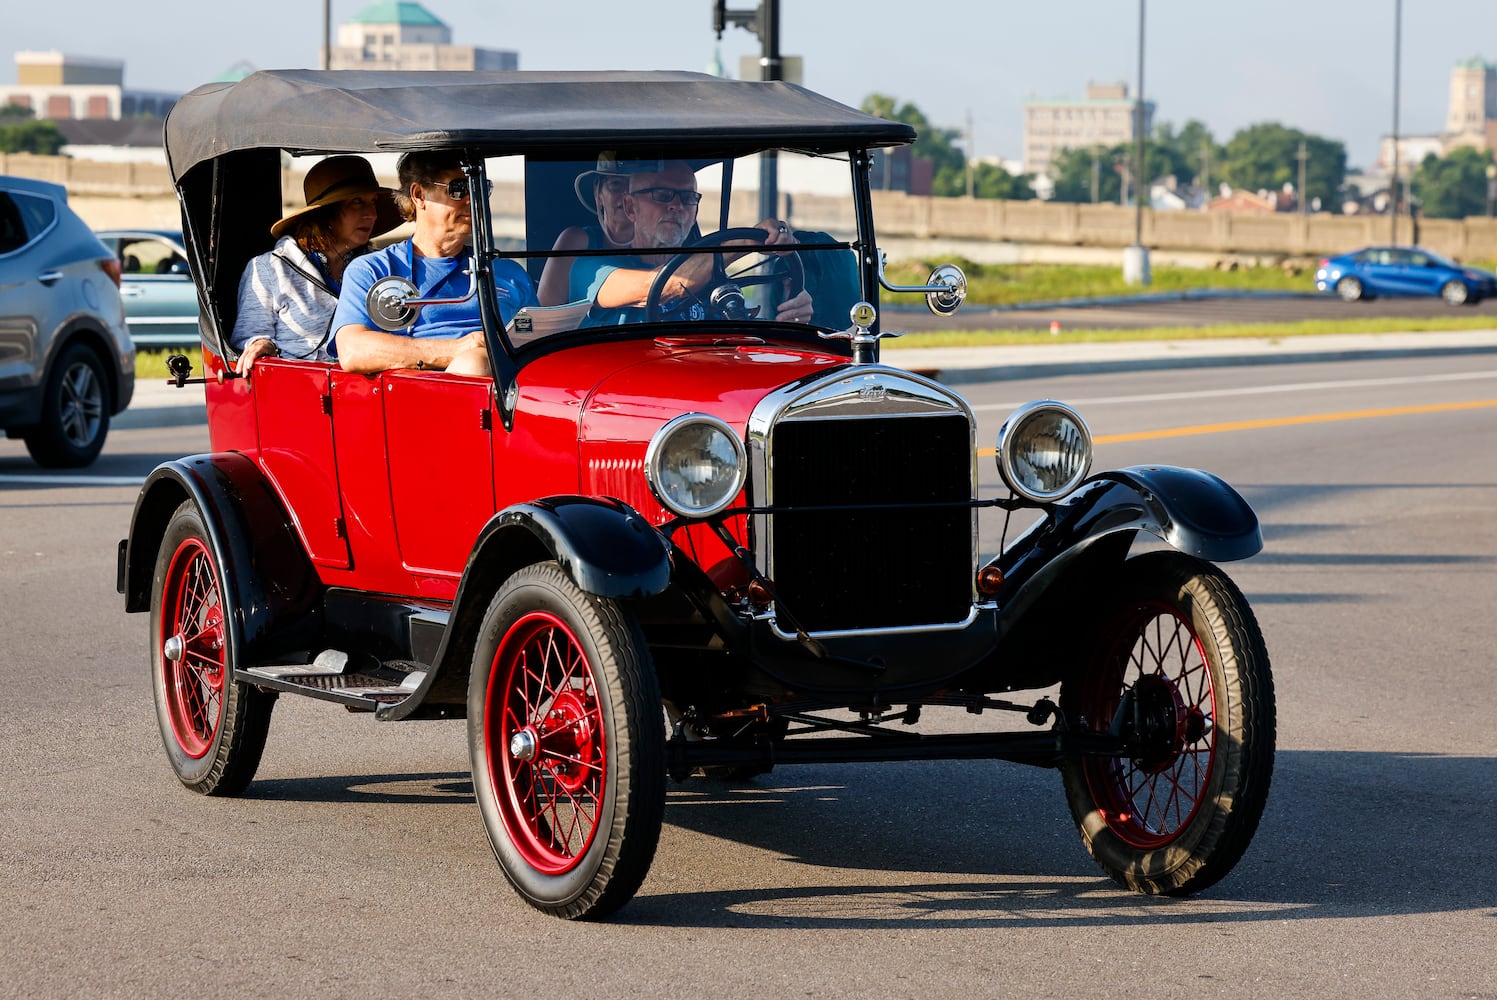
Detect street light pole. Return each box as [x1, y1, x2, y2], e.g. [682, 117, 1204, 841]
[1296, 140, 1308, 214]
[1390, 0, 1401, 244]
[1486, 162, 1496, 218]
[714, 0, 782, 222]
[322, 0, 331, 70]
[1133, 0, 1146, 247]
[1122, 0, 1151, 285]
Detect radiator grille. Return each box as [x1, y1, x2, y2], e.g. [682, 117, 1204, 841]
[767, 413, 973, 631]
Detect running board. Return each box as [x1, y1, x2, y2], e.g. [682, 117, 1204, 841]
[239, 653, 427, 712]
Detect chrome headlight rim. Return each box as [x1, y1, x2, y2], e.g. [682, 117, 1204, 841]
[995, 399, 1093, 503]
[644, 412, 748, 519]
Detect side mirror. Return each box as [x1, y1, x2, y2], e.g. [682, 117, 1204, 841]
[366, 275, 421, 331]
[924, 263, 967, 317]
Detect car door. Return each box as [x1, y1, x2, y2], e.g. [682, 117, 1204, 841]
[0, 190, 54, 391]
[1403, 251, 1443, 296]
[104, 234, 199, 347]
[329, 368, 496, 601]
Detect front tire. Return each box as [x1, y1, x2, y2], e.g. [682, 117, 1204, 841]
[1059, 551, 1274, 895]
[150, 501, 275, 795]
[1440, 279, 1470, 306]
[1335, 276, 1364, 302]
[24, 342, 110, 468]
[468, 562, 665, 919]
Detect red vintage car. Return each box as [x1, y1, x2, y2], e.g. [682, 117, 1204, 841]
[119, 70, 1274, 919]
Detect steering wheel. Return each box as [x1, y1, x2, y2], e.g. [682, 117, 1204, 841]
[644, 227, 806, 323]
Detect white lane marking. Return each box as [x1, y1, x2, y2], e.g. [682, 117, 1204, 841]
[0, 474, 144, 487]
[968, 369, 1497, 411]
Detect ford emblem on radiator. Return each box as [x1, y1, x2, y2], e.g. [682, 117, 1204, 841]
[858, 384, 887, 402]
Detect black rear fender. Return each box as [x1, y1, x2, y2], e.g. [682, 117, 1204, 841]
[118, 454, 323, 663]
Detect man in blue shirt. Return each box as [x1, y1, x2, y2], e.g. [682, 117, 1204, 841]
[332, 150, 535, 375]
[570, 159, 813, 328]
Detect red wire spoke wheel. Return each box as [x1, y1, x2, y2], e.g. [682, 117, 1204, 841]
[1060, 552, 1274, 895]
[469, 562, 665, 919]
[1079, 603, 1217, 849]
[490, 612, 607, 873]
[159, 537, 228, 759]
[149, 502, 274, 796]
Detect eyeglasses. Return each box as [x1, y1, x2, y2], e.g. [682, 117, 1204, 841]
[630, 187, 703, 207]
[437, 177, 493, 201]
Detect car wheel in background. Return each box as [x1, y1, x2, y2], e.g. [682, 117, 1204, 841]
[1058, 552, 1275, 896]
[23, 342, 111, 468]
[1440, 280, 1470, 306]
[1335, 276, 1364, 302]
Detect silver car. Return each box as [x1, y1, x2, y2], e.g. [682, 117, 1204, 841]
[1, 175, 134, 467]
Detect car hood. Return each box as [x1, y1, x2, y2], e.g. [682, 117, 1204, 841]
[513, 335, 851, 516]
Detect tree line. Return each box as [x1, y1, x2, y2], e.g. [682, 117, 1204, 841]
[861, 93, 1497, 221]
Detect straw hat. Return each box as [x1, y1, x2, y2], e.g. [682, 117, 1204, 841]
[271, 155, 403, 240]
[573, 152, 665, 214]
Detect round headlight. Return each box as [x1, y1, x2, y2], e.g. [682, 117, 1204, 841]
[996, 400, 1093, 502]
[645, 413, 747, 518]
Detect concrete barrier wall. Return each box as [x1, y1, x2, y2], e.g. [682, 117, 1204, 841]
[8, 153, 1497, 261]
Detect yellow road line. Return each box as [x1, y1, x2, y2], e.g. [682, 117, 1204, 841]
[975, 398, 1497, 456]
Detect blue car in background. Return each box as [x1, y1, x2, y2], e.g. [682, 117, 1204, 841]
[95, 229, 201, 347]
[1315, 245, 1497, 306]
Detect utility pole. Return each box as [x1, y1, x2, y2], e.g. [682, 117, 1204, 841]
[1296, 140, 1308, 214]
[1123, 0, 1151, 285]
[1390, 0, 1402, 244]
[1200, 137, 1210, 209]
[966, 110, 975, 199]
[714, 0, 782, 222]
[1091, 151, 1100, 204]
[322, 0, 331, 70]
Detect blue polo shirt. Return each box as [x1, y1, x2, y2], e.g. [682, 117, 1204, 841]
[330, 239, 535, 354]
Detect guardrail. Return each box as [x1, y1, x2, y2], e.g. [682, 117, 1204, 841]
[8, 153, 1496, 261]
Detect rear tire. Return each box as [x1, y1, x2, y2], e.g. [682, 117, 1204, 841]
[150, 501, 275, 795]
[468, 562, 665, 919]
[1059, 552, 1274, 895]
[24, 342, 110, 468]
[1335, 276, 1364, 302]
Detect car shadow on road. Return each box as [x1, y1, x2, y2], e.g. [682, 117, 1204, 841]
[625, 749, 1497, 929]
[231, 749, 1497, 930]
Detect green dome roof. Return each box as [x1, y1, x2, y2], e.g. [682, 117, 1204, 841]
[348, 2, 446, 27]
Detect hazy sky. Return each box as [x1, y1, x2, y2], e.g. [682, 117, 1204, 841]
[7, 1, 1494, 170]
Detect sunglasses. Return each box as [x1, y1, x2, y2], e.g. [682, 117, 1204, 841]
[630, 186, 703, 207]
[436, 177, 493, 201]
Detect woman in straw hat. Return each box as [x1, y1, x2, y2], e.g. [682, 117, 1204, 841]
[230, 155, 401, 375]
[535, 152, 641, 306]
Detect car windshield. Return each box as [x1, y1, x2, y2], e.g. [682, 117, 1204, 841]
[492, 148, 865, 349]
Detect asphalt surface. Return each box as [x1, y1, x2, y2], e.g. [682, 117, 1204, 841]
[890, 288, 1497, 331]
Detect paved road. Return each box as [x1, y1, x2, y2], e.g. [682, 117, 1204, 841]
[3, 348, 1496, 998]
[892, 289, 1497, 331]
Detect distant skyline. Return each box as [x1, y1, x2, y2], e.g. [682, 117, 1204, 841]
[6, 1, 1495, 170]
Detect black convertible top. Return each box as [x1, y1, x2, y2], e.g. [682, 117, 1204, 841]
[164, 69, 916, 182]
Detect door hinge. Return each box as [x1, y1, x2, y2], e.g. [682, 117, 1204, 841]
[333, 517, 346, 539]
[479, 407, 492, 431]
[320, 393, 332, 416]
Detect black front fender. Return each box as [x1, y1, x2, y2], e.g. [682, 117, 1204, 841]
[991, 465, 1260, 622]
[473, 496, 673, 600]
[379, 496, 670, 721]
